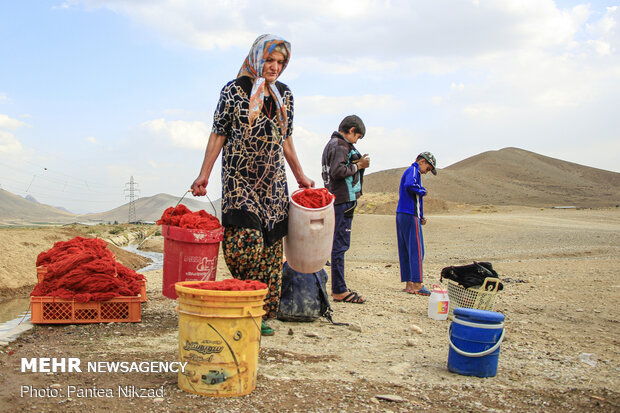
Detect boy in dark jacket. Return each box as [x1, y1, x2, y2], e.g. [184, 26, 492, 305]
[321, 115, 370, 303]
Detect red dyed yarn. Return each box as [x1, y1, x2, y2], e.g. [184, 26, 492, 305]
[292, 188, 334, 209]
[156, 204, 221, 230]
[185, 278, 267, 291]
[32, 237, 145, 302]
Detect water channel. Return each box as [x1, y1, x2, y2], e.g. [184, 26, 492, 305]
[0, 244, 163, 346]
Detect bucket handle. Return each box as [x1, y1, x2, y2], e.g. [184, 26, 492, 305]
[166, 190, 218, 235]
[448, 326, 505, 358]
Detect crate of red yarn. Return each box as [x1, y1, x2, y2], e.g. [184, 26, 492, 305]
[30, 296, 141, 324]
[36, 266, 146, 302]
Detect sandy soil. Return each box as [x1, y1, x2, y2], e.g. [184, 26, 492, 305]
[0, 207, 619, 412]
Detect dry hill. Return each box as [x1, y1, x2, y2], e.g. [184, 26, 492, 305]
[0, 190, 221, 226]
[81, 193, 221, 223]
[0, 189, 77, 225]
[363, 147, 620, 211]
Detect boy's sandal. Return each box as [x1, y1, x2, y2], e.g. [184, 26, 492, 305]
[261, 321, 275, 336]
[408, 286, 431, 296]
[333, 291, 366, 304]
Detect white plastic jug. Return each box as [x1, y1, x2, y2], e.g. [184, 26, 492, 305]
[284, 189, 335, 273]
[428, 284, 450, 320]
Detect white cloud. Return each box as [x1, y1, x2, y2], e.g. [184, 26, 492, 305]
[141, 118, 211, 149]
[0, 131, 23, 154]
[86, 136, 98, 144]
[463, 103, 502, 117]
[296, 94, 402, 117]
[65, 0, 586, 58]
[0, 114, 28, 130]
[0, 93, 8, 104]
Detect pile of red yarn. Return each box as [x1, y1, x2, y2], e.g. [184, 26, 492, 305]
[292, 188, 334, 209]
[156, 204, 220, 230]
[184, 279, 267, 291]
[31, 237, 145, 303]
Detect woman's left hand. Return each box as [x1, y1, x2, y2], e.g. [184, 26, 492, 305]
[297, 175, 315, 188]
[421, 217, 427, 225]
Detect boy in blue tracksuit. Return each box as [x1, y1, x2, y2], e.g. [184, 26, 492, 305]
[396, 152, 437, 296]
[321, 115, 370, 304]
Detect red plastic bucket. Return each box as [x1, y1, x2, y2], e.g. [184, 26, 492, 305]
[162, 224, 224, 299]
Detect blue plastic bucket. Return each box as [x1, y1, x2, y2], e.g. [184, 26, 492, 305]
[447, 308, 505, 377]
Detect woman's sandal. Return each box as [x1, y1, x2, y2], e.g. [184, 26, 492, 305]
[333, 291, 366, 304]
[261, 321, 275, 336]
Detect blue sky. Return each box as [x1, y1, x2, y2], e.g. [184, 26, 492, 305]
[1, 0, 619, 214]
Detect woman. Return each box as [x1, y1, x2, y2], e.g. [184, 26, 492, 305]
[191, 34, 314, 336]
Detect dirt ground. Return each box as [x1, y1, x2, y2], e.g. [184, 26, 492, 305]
[0, 207, 619, 412]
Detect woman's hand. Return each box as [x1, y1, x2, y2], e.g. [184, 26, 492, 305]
[191, 176, 208, 196]
[297, 175, 315, 189]
[421, 217, 427, 225]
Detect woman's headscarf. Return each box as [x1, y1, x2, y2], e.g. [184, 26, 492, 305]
[237, 34, 291, 138]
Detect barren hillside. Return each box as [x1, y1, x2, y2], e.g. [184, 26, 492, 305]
[363, 147, 620, 209]
[0, 189, 77, 225]
[81, 193, 221, 223]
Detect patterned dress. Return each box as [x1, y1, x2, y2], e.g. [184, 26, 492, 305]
[212, 75, 293, 318]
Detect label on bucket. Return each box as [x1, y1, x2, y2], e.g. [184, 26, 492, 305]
[183, 256, 217, 280]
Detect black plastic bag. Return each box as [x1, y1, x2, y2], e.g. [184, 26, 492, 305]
[440, 261, 503, 291]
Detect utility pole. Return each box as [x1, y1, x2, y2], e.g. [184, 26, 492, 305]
[124, 176, 140, 223]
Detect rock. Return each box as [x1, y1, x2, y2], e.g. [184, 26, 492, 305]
[304, 332, 320, 338]
[408, 325, 423, 334]
[153, 398, 164, 403]
[388, 362, 410, 375]
[349, 323, 362, 333]
[375, 394, 405, 402]
[287, 328, 294, 335]
[578, 353, 598, 367]
[406, 339, 415, 346]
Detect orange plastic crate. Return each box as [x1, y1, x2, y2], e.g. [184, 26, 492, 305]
[140, 279, 147, 302]
[30, 296, 141, 324]
[36, 266, 46, 283]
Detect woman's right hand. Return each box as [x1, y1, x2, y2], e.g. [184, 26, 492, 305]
[191, 176, 208, 196]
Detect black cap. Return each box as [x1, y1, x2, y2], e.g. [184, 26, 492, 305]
[418, 151, 437, 175]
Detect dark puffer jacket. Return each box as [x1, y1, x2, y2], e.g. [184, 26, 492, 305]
[321, 132, 364, 205]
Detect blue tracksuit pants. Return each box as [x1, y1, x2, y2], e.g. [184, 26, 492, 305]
[331, 201, 355, 294]
[396, 212, 424, 283]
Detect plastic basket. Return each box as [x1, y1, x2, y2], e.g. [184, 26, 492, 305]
[447, 277, 501, 319]
[139, 279, 147, 302]
[30, 296, 141, 324]
[36, 266, 46, 283]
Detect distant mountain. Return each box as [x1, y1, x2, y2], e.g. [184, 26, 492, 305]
[80, 193, 222, 223]
[0, 189, 77, 225]
[54, 206, 75, 214]
[363, 147, 620, 208]
[24, 194, 38, 203]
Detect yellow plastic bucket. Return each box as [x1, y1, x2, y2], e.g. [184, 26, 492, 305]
[175, 281, 267, 397]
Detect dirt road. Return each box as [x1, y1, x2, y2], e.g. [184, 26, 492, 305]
[0, 207, 619, 412]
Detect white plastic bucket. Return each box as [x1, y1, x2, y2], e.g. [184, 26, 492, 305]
[284, 189, 335, 273]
